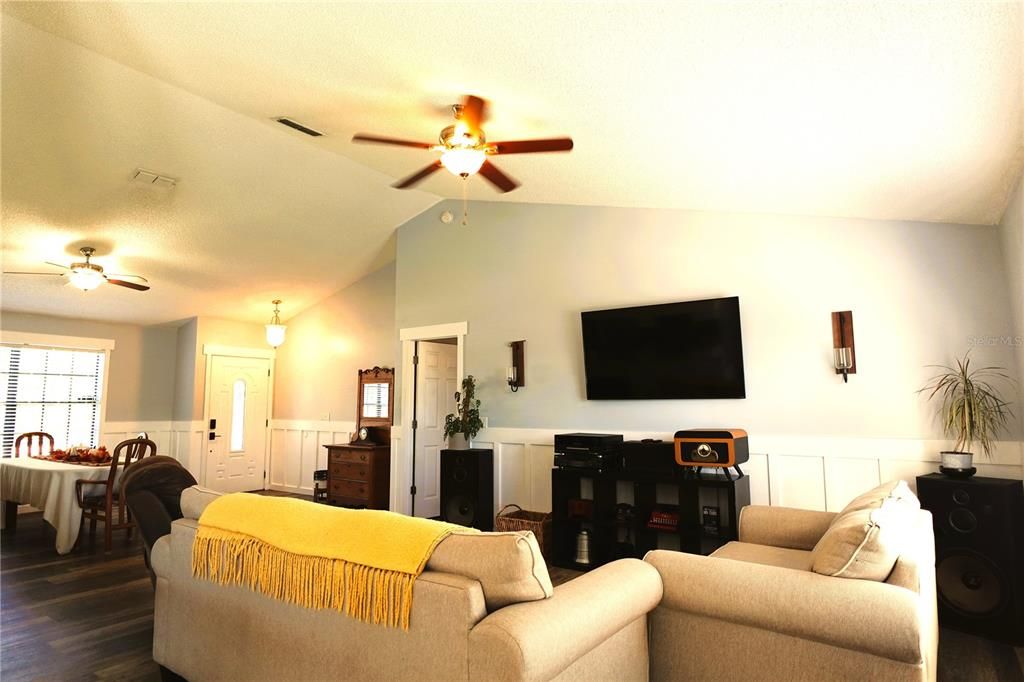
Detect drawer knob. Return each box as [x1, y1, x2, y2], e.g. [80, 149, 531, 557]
[360, 454, 367, 461]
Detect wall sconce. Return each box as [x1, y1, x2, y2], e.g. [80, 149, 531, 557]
[831, 311, 855, 383]
[265, 299, 286, 348]
[507, 340, 525, 392]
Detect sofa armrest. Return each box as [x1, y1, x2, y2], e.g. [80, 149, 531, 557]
[645, 550, 922, 664]
[151, 535, 171, 579]
[469, 559, 662, 681]
[739, 505, 837, 550]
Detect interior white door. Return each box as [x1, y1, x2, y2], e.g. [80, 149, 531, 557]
[413, 341, 458, 518]
[205, 355, 271, 493]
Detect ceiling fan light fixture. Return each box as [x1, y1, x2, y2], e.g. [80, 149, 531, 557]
[440, 148, 486, 177]
[68, 266, 105, 291]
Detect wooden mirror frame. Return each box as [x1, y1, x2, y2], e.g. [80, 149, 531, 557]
[357, 367, 395, 431]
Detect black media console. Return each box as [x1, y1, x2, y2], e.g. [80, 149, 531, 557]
[550, 465, 751, 571]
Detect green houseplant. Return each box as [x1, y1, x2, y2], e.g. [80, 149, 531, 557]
[444, 375, 484, 450]
[918, 353, 1014, 474]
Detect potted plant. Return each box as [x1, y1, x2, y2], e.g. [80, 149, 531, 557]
[918, 353, 1014, 476]
[444, 375, 484, 450]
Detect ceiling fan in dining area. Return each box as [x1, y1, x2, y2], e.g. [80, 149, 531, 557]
[3, 246, 150, 292]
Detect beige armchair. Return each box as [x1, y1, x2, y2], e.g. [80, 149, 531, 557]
[644, 505, 937, 682]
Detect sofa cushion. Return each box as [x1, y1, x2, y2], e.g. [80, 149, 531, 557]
[711, 541, 814, 572]
[180, 485, 222, 520]
[427, 530, 553, 611]
[837, 480, 919, 517]
[811, 497, 917, 581]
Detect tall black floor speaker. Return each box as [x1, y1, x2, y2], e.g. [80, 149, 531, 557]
[917, 473, 1024, 644]
[441, 448, 494, 531]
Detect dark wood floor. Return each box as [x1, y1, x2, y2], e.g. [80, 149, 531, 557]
[1, 512, 160, 681]
[3, 508, 1022, 681]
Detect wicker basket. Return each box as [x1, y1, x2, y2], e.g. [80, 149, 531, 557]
[494, 504, 552, 557]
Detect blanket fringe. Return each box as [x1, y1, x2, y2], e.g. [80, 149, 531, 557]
[192, 528, 416, 629]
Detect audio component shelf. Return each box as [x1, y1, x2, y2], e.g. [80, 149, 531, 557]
[550, 467, 750, 571]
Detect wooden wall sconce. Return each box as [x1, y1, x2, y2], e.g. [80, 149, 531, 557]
[831, 311, 856, 383]
[507, 340, 525, 392]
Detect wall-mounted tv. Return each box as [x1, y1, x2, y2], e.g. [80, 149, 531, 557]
[581, 296, 746, 400]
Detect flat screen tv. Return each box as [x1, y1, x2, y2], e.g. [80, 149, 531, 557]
[581, 296, 746, 400]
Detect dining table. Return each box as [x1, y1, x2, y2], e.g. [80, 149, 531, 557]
[0, 456, 113, 554]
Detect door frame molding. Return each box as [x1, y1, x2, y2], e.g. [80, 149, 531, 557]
[201, 349, 275, 490]
[396, 322, 467, 515]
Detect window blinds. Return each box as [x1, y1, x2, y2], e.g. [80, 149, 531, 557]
[0, 345, 105, 457]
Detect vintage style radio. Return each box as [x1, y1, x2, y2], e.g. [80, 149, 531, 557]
[673, 429, 749, 469]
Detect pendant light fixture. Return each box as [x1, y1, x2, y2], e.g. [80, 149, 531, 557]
[266, 299, 286, 348]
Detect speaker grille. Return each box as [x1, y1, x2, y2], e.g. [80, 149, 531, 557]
[937, 551, 1006, 616]
[445, 495, 476, 526]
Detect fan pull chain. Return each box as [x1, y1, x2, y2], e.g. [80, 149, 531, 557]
[461, 176, 470, 226]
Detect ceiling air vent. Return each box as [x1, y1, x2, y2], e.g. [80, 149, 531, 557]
[274, 117, 324, 137]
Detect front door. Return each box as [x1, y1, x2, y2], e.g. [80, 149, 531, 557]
[414, 341, 458, 518]
[205, 355, 270, 492]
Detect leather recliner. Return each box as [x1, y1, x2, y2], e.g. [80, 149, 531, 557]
[121, 456, 197, 585]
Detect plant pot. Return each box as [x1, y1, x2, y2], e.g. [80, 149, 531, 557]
[940, 451, 974, 470]
[447, 433, 470, 450]
[939, 451, 976, 478]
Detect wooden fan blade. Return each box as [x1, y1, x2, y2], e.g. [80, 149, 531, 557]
[478, 160, 519, 193]
[107, 273, 150, 283]
[44, 261, 71, 270]
[2, 271, 64, 276]
[352, 134, 433, 149]
[106, 279, 150, 291]
[490, 138, 574, 155]
[460, 96, 487, 134]
[392, 160, 443, 189]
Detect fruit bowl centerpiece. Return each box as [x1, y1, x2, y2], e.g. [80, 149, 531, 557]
[46, 445, 111, 465]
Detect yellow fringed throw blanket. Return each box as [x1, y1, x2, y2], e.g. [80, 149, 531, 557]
[191, 493, 469, 629]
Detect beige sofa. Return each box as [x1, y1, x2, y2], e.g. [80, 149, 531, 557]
[152, 488, 663, 682]
[644, 504, 938, 682]
[154, 488, 936, 682]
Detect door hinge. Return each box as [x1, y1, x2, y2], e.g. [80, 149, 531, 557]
[413, 355, 419, 366]
[265, 419, 269, 427]
[411, 419, 418, 430]
[267, 369, 271, 377]
[410, 485, 417, 496]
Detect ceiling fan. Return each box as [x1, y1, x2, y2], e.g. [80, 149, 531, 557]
[352, 95, 573, 194]
[4, 247, 150, 292]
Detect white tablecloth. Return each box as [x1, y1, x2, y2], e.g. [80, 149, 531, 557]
[0, 457, 112, 554]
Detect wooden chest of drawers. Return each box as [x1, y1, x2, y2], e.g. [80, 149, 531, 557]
[323, 444, 390, 510]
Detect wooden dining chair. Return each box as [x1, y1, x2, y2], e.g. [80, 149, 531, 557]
[13, 432, 54, 458]
[75, 437, 157, 551]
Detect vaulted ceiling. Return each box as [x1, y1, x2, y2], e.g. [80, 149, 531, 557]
[2, 2, 1023, 325]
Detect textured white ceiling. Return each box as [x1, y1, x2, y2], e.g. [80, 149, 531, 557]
[0, 16, 437, 324]
[2, 2, 1023, 324]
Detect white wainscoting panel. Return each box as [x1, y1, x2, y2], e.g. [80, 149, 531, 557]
[768, 454, 827, 511]
[432, 429, 1024, 519]
[496, 442, 528, 513]
[745, 453, 770, 506]
[824, 457, 882, 512]
[269, 420, 356, 494]
[100, 420, 206, 478]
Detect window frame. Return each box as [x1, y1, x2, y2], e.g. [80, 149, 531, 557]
[0, 331, 114, 452]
